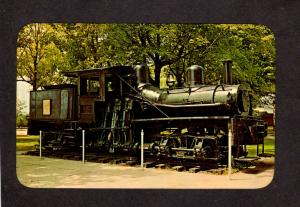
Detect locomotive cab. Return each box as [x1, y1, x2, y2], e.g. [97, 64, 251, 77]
[63, 66, 136, 125]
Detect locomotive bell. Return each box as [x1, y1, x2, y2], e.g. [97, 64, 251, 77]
[185, 65, 204, 87]
[166, 72, 176, 88]
[134, 64, 149, 85]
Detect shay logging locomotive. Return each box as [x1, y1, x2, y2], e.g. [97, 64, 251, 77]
[28, 61, 267, 163]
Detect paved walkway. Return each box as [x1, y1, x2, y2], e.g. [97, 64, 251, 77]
[16, 128, 28, 136]
[17, 155, 274, 189]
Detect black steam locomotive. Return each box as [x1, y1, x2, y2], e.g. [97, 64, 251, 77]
[28, 61, 267, 162]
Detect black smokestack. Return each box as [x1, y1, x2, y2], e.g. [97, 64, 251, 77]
[134, 64, 149, 85]
[223, 60, 233, 84]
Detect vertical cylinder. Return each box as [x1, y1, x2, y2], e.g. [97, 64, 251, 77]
[135, 64, 149, 85]
[141, 129, 144, 168]
[39, 130, 42, 159]
[223, 60, 233, 85]
[82, 130, 85, 163]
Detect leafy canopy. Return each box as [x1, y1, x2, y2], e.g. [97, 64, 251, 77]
[17, 23, 275, 101]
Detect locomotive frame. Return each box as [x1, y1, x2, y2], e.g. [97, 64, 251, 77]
[27, 61, 267, 164]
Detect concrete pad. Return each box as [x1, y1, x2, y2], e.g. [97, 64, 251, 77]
[16, 155, 274, 189]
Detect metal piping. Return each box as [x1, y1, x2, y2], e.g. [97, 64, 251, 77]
[133, 116, 231, 123]
[154, 102, 227, 108]
[113, 72, 169, 118]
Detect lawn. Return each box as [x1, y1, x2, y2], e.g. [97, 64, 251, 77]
[245, 127, 275, 157]
[246, 138, 275, 157]
[16, 135, 39, 151]
[16, 130, 275, 157]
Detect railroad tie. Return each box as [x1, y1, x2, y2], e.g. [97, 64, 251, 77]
[143, 162, 156, 168]
[189, 166, 201, 173]
[171, 166, 185, 172]
[155, 164, 166, 169]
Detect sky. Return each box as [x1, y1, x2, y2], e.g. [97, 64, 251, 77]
[17, 81, 31, 114]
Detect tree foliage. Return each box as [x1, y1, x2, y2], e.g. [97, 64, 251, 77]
[212, 24, 276, 98]
[50, 24, 111, 70]
[17, 23, 70, 90]
[16, 99, 28, 127]
[102, 24, 216, 86]
[17, 23, 275, 101]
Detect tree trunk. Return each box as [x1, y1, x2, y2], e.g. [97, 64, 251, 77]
[33, 57, 38, 91]
[33, 70, 37, 91]
[175, 73, 183, 87]
[33, 24, 39, 91]
[154, 58, 162, 88]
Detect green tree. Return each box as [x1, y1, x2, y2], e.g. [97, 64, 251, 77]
[51, 24, 111, 71]
[210, 24, 275, 100]
[17, 23, 275, 101]
[104, 24, 213, 87]
[17, 23, 70, 89]
[166, 24, 227, 87]
[16, 99, 28, 127]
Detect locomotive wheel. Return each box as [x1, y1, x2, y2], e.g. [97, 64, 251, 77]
[149, 142, 159, 155]
[164, 138, 179, 156]
[164, 146, 172, 155]
[132, 142, 140, 154]
[201, 145, 213, 158]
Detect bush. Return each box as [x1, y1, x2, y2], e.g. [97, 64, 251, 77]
[16, 98, 28, 128]
[16, 113, 28, 128]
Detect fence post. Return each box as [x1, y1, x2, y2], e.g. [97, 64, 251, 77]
[39, 130, 42, 159]
[141, 129, 144, 169]
[228, 120, 233, 177]
[82, 130, 85, 163]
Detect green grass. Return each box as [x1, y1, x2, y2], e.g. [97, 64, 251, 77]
[15, 131, 275, 156]
[246, 138, 275, 157]
[246, 127, 275, 157]
[16, 135, 39, 151]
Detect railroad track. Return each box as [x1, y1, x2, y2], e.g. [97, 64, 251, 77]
[25, 150, 226, 173]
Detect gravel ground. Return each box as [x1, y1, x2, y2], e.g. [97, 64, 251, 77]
[16, 155, 274, 189]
